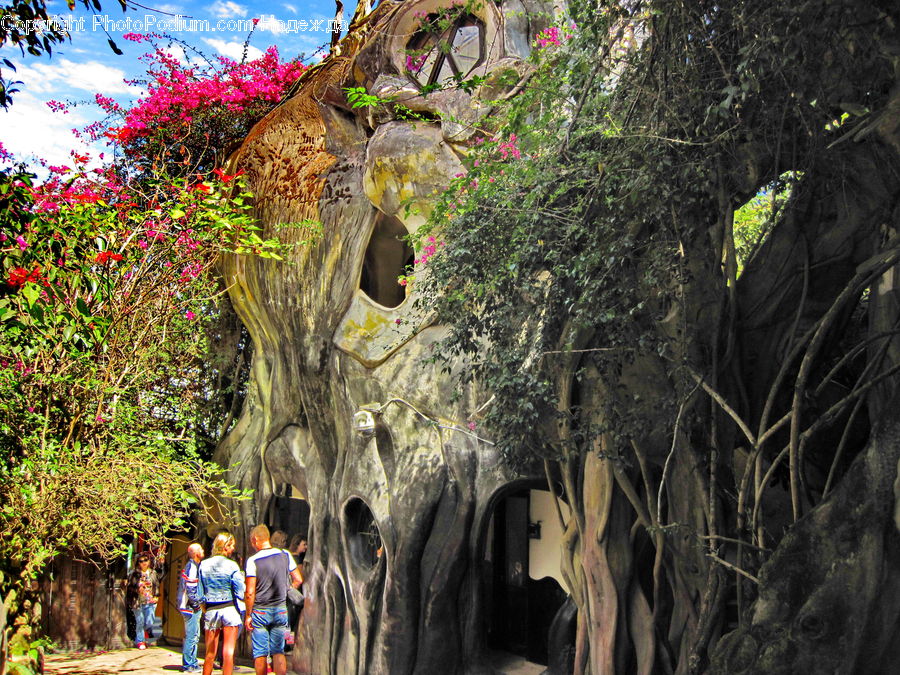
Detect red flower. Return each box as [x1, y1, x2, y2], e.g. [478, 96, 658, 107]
[212, 168, 245, 184]
[95, 251, 124, 264]
[8, 266, 48, 287]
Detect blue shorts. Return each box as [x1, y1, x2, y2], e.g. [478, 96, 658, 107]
[249, 604, 289, 658]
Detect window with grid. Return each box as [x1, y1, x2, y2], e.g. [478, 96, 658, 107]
[406, 14, 485, 88]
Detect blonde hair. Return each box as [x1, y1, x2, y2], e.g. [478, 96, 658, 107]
[250, 524, 270, 544]
[212, 532, 235, 557]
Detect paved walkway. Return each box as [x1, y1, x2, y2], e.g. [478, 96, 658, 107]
[44, 645, 544, 674]
[43, 645, 257, 675]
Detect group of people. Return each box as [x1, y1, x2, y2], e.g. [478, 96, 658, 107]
[128, 525, 306, 675]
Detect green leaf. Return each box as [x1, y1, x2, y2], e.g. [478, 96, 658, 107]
[21, 284, 39, 307]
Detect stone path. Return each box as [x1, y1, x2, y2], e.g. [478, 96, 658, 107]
[43, 645, 256, 675]
[486, 651, 545, 675]
[43, 645, 544, 675]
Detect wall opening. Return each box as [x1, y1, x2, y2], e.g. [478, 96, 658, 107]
[263, 490, 311, 548]
[345, 498, 383, 569]
[359, 214, 413, 308]
[482, 486, 572, 667]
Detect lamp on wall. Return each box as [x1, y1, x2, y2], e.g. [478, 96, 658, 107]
[353, 409, 378, 436]
[527, 519, 542, 540]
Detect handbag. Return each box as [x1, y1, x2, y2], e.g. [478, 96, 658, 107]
[284, 550, 304, 609]
[287, 586, 304, 608]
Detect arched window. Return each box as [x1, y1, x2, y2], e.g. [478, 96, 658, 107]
[406, 14, 485, 88]
[344, 498, 383, 568]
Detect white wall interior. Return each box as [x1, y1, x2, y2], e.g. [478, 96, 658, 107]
[528, 489, 570, 592]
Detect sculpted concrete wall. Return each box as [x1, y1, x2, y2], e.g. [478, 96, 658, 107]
[214, 2, 562, 673]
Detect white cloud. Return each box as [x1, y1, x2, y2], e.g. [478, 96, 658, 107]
[160, 44, 188, 65]
[156, 4, 182, 13]
[202, 38, 262, 61]
[1, 91, 102, 168]
[282, 3, 298, 14]
[207, 1, 248, 19]
[14, 58, 132, 96]
[256, 14, 285, 35]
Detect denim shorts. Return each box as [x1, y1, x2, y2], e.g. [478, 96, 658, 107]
[204, 605, 242, 630]
[249, 604, 289, 658]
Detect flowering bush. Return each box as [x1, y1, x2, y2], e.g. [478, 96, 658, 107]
[0, 158, 280, 574]
[0, 29, 312, 592]
[1, 19, 316, 673]
[0, 148, 305, 666]
[534, 24, 575, 49]
[75, 37, 306, 174]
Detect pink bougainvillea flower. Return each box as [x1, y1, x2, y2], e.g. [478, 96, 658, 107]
[185, 310, 196, 320]
[535, 26, 573, 49]
[405, 52, 427, 74]
[498, 134, 521, 160]
[111, 44, 306, 152]
[15, 235, 27, 251]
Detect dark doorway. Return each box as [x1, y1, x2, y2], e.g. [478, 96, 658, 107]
[265, 493, 310, 539]
[489, 492, 530, 654]
[485, 488, 568, 666]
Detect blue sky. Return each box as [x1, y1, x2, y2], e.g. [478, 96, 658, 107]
[2, 0, 355, 167]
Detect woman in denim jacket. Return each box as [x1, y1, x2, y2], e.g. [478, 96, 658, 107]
[198, 532, 245, 675]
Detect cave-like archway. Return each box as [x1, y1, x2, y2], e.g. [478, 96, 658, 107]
[478, 480, 574, 670]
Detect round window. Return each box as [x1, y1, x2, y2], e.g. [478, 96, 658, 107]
[405, 14, 485, 88]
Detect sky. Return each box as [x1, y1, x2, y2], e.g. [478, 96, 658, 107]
[1, 0, 356, 168]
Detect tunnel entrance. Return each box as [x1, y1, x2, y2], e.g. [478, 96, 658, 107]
[483, 487, 572, 667]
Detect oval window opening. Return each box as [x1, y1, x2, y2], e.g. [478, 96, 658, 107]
[359, 214, 413, 308]
[345, 498, 383, 568]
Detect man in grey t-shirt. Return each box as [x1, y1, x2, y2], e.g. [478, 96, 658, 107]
[243, 524, 302, 675]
